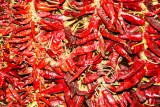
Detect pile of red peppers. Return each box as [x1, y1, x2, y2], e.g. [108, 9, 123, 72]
[0, 0, 160, 106]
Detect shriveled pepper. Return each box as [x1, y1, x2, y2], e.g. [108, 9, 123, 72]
[118, 59, 145, 80]
[116, 69, 145, 92]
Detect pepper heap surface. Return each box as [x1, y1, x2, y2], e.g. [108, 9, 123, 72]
[0, 0, 160, 106]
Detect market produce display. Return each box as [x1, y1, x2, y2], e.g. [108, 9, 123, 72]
[0, 0, 160, 106]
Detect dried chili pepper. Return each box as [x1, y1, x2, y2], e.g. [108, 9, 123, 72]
[118, 59, 145, 80]
[145, 16, 160, 32]
[117, 69, 145, 92]
[145, 32, 160, 57]
[113, 43, 132, 63]
[100, 27, 126, 45]
[102, 90, 119, 107]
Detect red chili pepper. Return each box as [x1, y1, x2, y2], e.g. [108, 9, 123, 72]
[82, 71, 105, 84]
[104, 40, 114, 52]
[75, 96, 85, 107]
[63, 82, 74, 107]
[0, 20, 9, 26]
[85, 82, 98, 98]
[99, 35, 105, 57]
[85, 71, 93, 91]
[121, 11, 145, 25]
[98, 95, 106, 107]
[33, 78, 40, 91]
[145, 68, 160, 76]
[0, 75, 4, 88]
[110, 52, 119, 69]
[104, 68, 118, 83]
[35, 93, 42, 107]
[39, 97, 52, 106]
[50, 29, 65, 51]
[71, 41, 98, 57]
[17, 17, 31, 24]
[69, 66, 88, 83]
[12, 9, 29, 15]
[150, 35, 160, 40]
[148, 98, 160, 106]
[31, 21, 37, 42]
[128, 25, 140, 32]
[65, 56, 76, 74]
[53, 67, 64, 76]
[144, 0, 155, 12]
[136, 88, 146, 102]
[125, 43, 145, 54]
[72, 14, 96, 38]
[100, 27, 126, 45]
[11, 4, 30, 10]
[38, 19, 57, 30]
[156, 40, 160, 47]
[19, 40, 32, 51]
[73, 3, 96, 11]
[130, 90, 141, 107]
[102, 1, 115, 23]
[35, 10, 49, 17]
[123, 92, 132, 104]
[70, 0, 84, 7]
[9, 70, 22, 80]
[113, 43, 132, 63]
[118, 94, 128, 106]
[75, 53, 101, 66]
[46, 14, 63, 21]
[37, 58, 48, 69]
[14, 29, 31, 37]
[42, 82, 64, 94]
[145, 16, 160, 32]
[145, 33, 160, 57]
[37, 6, 57, 11]
[38, 1, 58, 7]
[76, 10, 95, 19]
[43, 20, 64, 30]
[145, 86, 160, 98]
[9, 86, 22, 105]
[146, 61, 160, 70]
[145, 24, 159, 34]
[119, 32, 142, 41]
[118, 59, 145, 80]
[75, 33, 95, 45]
[97, 8, 115, 32]
[144, 50, 160, 63]
[0, 14, 9, 20]
[102, 89, 119, 107]
[138, 77, 155, 91]
[63, 10, 80, 17]
[15, 13, 32, 19]
[1, 28, 12, 36]
[118, 15, 131, 41]
[117, 69, 145, 92]
[117, 98, 126, 107]
[15, 24, 31, 35]
[50, 100, 65, 106]
[0, 69, 11, 78]
[39, 70, 63, 79]
[123, 2, 142, 11]
[8, 36, 31, 43]
[39, 31, 52, 42]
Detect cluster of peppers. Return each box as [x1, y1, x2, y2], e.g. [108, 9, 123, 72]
[0, 0, 160, 106]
